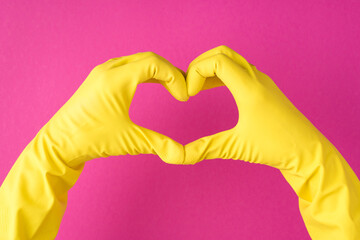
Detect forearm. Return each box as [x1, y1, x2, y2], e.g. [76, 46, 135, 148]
[280, 139, 360, 239]
[0, 129, 84, 239]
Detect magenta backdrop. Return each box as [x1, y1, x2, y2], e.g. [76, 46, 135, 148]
[1, 0, 359, 239]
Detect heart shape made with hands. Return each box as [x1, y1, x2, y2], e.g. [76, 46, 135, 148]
[49, 44, 314, 172]
[125, 45, 263, 166]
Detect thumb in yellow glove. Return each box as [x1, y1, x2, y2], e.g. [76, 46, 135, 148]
[0, 52, 188, 239]
[184, 45, 360, 240]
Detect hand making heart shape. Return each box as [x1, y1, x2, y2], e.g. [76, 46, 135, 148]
[1, 45, 359, 240]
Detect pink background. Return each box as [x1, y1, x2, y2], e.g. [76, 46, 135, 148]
[1, 0, 359, 239]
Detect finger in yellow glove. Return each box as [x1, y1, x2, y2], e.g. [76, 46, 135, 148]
[184, 45, 360, 240]
[0, 52, 188, 239]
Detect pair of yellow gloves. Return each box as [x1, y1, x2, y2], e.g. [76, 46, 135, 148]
[0, 46, 359, 239]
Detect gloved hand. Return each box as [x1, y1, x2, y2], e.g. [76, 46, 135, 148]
[43, 52, 189, 166]
[184, 45, 360, 239]
[0, 52, 188, 239]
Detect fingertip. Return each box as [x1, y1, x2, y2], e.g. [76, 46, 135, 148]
[187, 86, 201, 97]
[164, 77, 189, 102]
[186, 69, 205, 97]
[170, 88, 189, 102]
[161, 138, 185, 165]
[136, 126, 185, 164]
[183, 139, 206, 165]
[176, 79, 190, 101]
[178, 95, 190, 102]
[173, 93, 189, 102]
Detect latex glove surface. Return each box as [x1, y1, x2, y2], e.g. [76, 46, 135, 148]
[0, 52, 188, 239]
[184, 46, 360, 240]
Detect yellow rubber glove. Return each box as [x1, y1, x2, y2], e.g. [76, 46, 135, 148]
[184, 45, 360, 240]
[0, 52, 188, 239]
